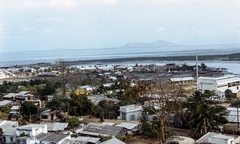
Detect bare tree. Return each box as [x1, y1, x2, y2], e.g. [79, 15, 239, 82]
[125, 77, 186, 144]
[55, 60, 70, 97]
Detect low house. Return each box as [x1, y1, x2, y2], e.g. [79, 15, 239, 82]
[196, 132, 240, 144]
[2, 93, 16, 100]
[75, 85, 96, 95]
[40, 109, 58, 122]
[88, 95, 119, 105]
[70, 136, 100, 144]
[36, 133, 71, 144]
[40, 95, 54, 101]
[38, 72, 56, 77]
[40, 122, 68, 132]
[15, 137, 37, 144]
[119, 105, 143, 121]
[100, 137, 126, 144]
[165, 136, 195, 144]
[169, 77, 195, 84]
[79, 66, 97, 72]
[80, 123, 125, 137]
[16, 124, 47, 137]
[0, 100, 13, 107]
[97, 65, 114, 71]
[115, 66, 132, 72]
[103, 83, 114, 87]
[15, 91, 34, 103]
[109, 76, 117, 81]
[115, 122, 139, 134]
[0, 120, 18, 144]
[9, 106, 21, 120]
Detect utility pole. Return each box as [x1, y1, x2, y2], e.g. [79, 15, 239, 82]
[237, 106, 239, 130]
[196, 55, 198, 78]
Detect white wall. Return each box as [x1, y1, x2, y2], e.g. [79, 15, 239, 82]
[197, 78, 217, 91]
[16, 124, 47, 137]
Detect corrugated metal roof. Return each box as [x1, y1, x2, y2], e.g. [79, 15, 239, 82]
[3, 93, 16, 98]
[17, 91, 29, 95]
[36, 133, 70, 143]
[72, 136, 100, 143]
[170, 77, 194, 82]
[0, 100, 12, 106]
[115, 122, 139, 130]
[99, 125, 123, 136]
[101, 137, 125, 144]
[217, 77, 240, 85]
[52, 122, 68, 131]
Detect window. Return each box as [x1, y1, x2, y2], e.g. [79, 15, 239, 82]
[122, 113, 126, 120]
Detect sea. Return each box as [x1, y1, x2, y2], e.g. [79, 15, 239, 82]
[0, 46, 240, 76]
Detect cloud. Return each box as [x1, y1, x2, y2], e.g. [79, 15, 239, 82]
[0, 0, 77, 10]
[156, 28, 165, 32]
[0, 26, 3, 33]
[0, 0, 118, 11]
[129, 0, 240, 7]
[0, 24, 3, 39]
[14, 36, 25, 39]
[44, 28, 53, 33]
[20, 27, 33, 31]
[40, 17, 64, 22]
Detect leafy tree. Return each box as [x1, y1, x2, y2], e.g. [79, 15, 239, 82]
[20, 101, 38, 123]
[38, 81, 56, 96]
[69, 93, 93, 116]
[230, 100, 240, 107]
[98, 100, 112, 118]
[140, 118, 159, 138]
[201, 63, 207, 70]
[0, 128, 3, 135]
[46, 95, 69, 112]
[189, 103, 227, 135]
[93, 105, 104, 117]
[66, 117, 80, 129]
[225, 89, 235, 100]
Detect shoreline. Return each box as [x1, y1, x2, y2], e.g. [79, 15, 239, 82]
[0, 53, 239, 71]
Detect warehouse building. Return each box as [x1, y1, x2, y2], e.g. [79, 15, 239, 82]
[197, 75, 240, 97]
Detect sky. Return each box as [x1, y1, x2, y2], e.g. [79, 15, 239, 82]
[0, 0, 240, 52]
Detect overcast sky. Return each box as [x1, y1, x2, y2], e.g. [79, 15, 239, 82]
[0, 0, 240, 52]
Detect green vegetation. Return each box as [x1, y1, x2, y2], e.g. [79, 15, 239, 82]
[69, 93, 93, 116]
[187, 91, 228, 137]
[66, 117, 81, 129]
[20, 101, 38, 123]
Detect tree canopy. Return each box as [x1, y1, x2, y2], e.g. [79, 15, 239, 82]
[66, 117, 80, 128]
[20, 101, 38, 123]
[69, 93, 93, 116]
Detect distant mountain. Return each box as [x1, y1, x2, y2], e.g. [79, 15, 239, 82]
[122, 40, 180, 48]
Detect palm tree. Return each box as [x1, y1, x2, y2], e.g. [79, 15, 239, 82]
[189, 103, 227, 135]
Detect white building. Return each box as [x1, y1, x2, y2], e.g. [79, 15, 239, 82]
[196, 132, 240, 144]
[170, 77, 195, 84]
[226, 107, 240, 123]
[165, 136, 195, 144]
[0, 70, 10, 79]
[0, 120, 18, 144]
[197, 75, 240, 94]
[119, 105, 143, 121]
[16, 124, 47, 137]
[80, 85, 95, 91]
